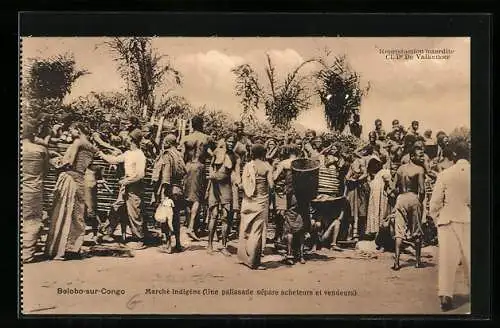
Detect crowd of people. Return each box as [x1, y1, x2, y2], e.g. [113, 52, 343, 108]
[21, 112, 470, 311]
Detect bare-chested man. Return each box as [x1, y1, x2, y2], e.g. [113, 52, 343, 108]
[392, 144, 426, 271]
[180, 115, 214, 240]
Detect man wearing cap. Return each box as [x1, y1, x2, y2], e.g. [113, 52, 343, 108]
[99, 129, 147, 250]
[21, 120, 49, 263]
[152, 134, 187, 253]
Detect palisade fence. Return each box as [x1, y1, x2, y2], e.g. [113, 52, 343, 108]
[37, 142, 239, 252]
[42, 143, 157, 220]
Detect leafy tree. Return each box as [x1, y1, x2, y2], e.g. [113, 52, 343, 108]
[23, 53, 89, 123]
[232, 54, 315, 130]
[314, 53, 370, 132]
[68, 91, 130, 129]
[154, 95, 192, 122]
[100, 37, 182, 119]
[189, 105, 235, 141]
[22, 98, 71, 126]
[231, 64, 261, 124]
[90, 91, 130, 113]
[25, 52, 89, 102]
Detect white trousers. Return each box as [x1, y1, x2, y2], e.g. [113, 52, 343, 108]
[437, 222, 470, 297]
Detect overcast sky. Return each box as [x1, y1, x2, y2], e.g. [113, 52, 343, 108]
[22, 37, 470, 138]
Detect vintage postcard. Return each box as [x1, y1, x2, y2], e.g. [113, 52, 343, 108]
[20, 36, 471, 315]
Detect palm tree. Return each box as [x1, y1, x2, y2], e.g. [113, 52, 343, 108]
[232, 53, 315, 131]
[99, 37, 182, 120]
[314, 53, 370, 133]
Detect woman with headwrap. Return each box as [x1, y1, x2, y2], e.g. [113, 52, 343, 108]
[238, 143, 274, 270]
[45, 122, 99, 260]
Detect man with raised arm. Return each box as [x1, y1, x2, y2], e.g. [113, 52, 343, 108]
[98, 130, 147, 250]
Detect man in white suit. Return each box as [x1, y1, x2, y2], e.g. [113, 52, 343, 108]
[429, 139, 470, 312]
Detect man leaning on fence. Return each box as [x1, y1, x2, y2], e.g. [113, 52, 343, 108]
[98, 129, 147, 250]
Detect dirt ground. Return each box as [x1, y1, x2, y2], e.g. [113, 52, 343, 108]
[22, 227, 470, 315]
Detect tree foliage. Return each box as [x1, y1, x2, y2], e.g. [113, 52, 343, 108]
[231, 64, 261, 124]
[22, 98, 70, 125]
[314, 53, 370, 132]
[25, 52, 89, 102]
[232, 54, 314, 130]
[67, 91, 130, 129]
[101, 37, 182, 119]
[23, 53, 89, 123]
[263, 55, 315, 130]
[188, 105, 235, 141]
[154, 95, 192, 122]
[449, 126, 470, 142]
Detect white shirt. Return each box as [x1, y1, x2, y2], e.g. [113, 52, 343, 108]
[429, 159, 470, 225]
[107, 149, 146, 180]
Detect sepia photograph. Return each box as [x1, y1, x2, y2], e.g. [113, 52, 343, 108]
[20, 36, 471, 315]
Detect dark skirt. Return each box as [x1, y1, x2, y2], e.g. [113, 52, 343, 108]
[346, 180, 370, 218]
[184, 161, 206, 203]
[283, 208, 304, 235]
